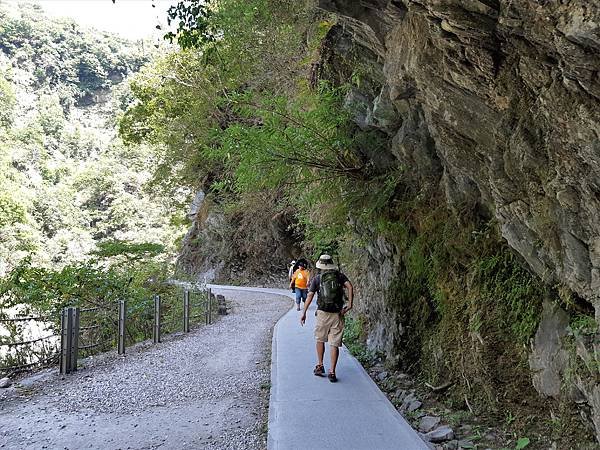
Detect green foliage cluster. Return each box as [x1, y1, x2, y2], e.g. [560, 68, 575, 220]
[121, 0, 318, 192]
[94, 240, 165, 261]
[0, 4, 186, 274]
[343, 316, 376, 366]
[163, 1, 216, 49]
[569, 314, 598, 337]
[472, 250, 543, 344]
[119, 0, 402, 273]
[0, 252, 206, 373]
[2, 259, 147, 315]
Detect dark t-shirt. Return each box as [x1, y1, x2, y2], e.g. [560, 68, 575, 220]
[309, 271, 349, 311]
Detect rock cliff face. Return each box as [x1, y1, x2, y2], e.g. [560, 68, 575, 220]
[318, 0, 600, 440]
[320, 0, 599, 310]
[178, 191, 300, 283]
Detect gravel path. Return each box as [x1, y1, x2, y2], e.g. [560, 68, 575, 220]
[0, 289, 291, 450]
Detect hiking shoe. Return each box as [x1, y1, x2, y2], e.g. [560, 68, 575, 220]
[328, 372, 337, 383]
[313, 364, 325, 377]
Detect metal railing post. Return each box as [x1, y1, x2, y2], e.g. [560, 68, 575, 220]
[208, 288, 212, 325]
[205, 289, 209, 325]
[60, 307, 71, 374]
[60, 307, 79, 374]
[118, 300, 126, 354]
[183, 290, 190, 333]
[70, 307, 79, 373]
[153, 295, 161, 344]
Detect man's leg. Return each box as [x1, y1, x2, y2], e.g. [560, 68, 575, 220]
[329, 345, 339, 374]
[316, 341, 325, 366]
[328, 313, 344, 380]
[313, 341, 325, 376]
[295, 290, 301, 310]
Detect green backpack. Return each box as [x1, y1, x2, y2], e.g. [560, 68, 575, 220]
[318, 271, 344, 312]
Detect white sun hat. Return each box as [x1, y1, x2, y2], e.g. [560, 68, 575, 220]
[315, 254, 338, 270]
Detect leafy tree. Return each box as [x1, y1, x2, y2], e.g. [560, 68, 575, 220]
[119, 0, 397, 273]
[163, 0, 216, 49]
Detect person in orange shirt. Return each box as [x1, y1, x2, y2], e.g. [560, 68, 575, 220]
[289, 261, 310, 311]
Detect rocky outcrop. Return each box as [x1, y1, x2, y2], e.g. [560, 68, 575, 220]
[177, 190, 227, 281]
[318, 0, 599, 441]
[529, 300, 571, 398]
[319, 0, 599, 311]
[178, 190, 300, 283]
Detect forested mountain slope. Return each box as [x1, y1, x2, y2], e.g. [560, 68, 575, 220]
[0, 3, 184, 274]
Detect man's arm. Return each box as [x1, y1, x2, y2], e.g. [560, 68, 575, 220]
[341, 280, 353, 315]
[300, 291, 315, 326]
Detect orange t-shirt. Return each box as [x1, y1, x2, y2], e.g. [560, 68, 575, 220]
[292, 268, 310, 289]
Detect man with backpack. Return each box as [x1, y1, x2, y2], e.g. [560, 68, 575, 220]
[300, 254, 353, 382]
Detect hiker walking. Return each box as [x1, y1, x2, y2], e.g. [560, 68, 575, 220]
[288, 260, 296, 282]
[289, 260, 310, 311]
[300, 254, 353, 382]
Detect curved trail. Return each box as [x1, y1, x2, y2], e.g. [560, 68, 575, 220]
[1, 285, 426, 450]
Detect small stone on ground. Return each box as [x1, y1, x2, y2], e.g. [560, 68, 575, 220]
[419, 416, 441, 433]
[424, 426, 455, 443]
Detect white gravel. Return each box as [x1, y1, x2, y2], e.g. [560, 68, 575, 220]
[0, 289, 291, 450]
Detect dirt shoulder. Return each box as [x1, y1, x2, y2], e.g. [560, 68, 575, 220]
[0, 290, 291, 450]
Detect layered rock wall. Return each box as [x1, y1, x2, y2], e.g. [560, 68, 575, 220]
[318, 0, 600, 440]
[320, 0, 599, 310]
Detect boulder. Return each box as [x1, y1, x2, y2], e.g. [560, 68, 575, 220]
[419, 416, 442, 433]
[424, 426, 455, 443]
[406, 400, 422, 412]
[457, 439, 475, 449]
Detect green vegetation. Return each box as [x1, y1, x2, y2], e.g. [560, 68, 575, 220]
[343, 316, 376, 366]
[0, 4, 146, 103]
[119, 0, 401, 274]
[515, 437, 531, 449]
[0, 4, 190, 370]
[0, 3, 185, 274]
[569, 314, 598, 337]
[0, 254, 208, 372]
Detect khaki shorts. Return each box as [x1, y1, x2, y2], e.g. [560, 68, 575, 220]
[314, 310, 345, 347]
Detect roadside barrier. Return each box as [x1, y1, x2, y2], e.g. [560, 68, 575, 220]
[0, 287, 220, 377]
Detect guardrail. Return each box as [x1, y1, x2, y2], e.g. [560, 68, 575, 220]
[0, 312, 61, 376]
[0, 287, 222, 377]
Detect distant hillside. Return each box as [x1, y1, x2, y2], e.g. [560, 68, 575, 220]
[0, 2, 147, 105]
[0, 2, 185, 274]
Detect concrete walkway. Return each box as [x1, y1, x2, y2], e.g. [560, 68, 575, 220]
[209, 285, 428, 450]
